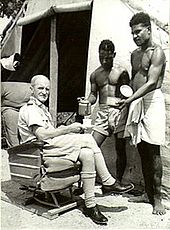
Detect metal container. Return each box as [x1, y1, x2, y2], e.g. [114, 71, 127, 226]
[77, 97, 91, 116]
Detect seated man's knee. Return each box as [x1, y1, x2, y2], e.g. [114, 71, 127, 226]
[79, 148, 94, 163]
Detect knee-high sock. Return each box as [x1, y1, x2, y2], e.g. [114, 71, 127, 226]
[94, 152, 116, 185]
[80, 135, 115, 185]
[81, 171, 96, 208]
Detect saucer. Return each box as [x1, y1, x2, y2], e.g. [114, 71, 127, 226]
[83, 125, 94, 129]
[120, 85, 133, 98]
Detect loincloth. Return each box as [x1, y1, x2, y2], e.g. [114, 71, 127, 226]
[124, 89, 165, 145]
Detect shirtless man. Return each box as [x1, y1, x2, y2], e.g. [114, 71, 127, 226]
[87, 40, 131, 184]
[117, 12, 166, 215]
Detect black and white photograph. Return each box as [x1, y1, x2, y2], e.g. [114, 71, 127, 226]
[0, 0, 169, 229]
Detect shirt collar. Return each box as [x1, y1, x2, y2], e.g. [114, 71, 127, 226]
[29, 96, 48, 111]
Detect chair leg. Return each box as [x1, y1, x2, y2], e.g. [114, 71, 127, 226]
[50, 192, 60, 208]
[22, 185, 81, 209]
[33, 191, 59, 208]
[23, 196, 35, 206]
[78, 180, 81, 188]
[73, 180, 83, 196]
[69, 187, 73, 200]
[33, 189, 72, 208]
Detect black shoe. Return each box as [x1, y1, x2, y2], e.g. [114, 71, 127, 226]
[84, 205, 108, 225]
[102, 181, 134, 195]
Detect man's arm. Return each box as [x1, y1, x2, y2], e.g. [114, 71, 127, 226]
[32, 122, 85, 141]
[119, 70, 130, 85]
[130, 52, 136, 88]
[87, 73, 98, 105]
[115, 70, 130, 97]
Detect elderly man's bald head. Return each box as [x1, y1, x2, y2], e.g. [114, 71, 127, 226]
[30, 75, 50, 103]
[31, 75, 50, 86]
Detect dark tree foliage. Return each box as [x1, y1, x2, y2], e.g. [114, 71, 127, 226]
[0, 0, 25, 18]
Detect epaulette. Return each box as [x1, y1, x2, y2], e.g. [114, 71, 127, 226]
[27, 100, 34, 105]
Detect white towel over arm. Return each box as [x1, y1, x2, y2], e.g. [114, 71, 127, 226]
[124, 98, 144, 146]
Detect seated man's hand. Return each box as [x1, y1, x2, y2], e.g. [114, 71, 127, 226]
[68, 122, 85, 134]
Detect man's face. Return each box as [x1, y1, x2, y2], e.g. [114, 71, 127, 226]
[131, 23, 151, 47]
[99, 50, 115, 70]
[31, 78, 50, 103]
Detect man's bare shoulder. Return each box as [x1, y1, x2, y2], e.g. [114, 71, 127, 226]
[151, 44, 166, 61]
[90, 66, 103, 79]
[93, 66, 103, 74]
[109, 64, 129, 84]
[131, 48, 141, 57]
[112, 63, 128, 75]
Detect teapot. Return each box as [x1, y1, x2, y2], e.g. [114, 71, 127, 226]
[77, 97, 91, 116]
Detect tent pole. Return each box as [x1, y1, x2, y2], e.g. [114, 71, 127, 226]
[49, 15, 58, 127]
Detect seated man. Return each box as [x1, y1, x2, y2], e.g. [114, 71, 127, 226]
[18, 75, 134, 225]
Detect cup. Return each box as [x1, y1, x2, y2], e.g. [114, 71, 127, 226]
[83, 118, 92, 127]
[83, 118, 93, 133]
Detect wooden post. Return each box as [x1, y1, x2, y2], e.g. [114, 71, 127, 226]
[49, 15, 58, 127]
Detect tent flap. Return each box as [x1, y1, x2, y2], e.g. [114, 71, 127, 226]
[17, 1, 92, 26]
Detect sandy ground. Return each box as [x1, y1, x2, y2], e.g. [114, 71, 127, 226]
[1, 194, 170, 230]
[1, 149, 170, 230]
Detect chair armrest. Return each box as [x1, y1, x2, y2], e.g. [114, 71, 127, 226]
[7, 140, 45, 154]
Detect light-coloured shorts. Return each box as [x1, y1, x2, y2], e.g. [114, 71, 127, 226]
[43, 133, 101, 162]
[93, 104, 128, 137]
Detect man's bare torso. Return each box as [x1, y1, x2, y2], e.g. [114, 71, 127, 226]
[131, 44, 166, 92]
[93, 64, 126, 105]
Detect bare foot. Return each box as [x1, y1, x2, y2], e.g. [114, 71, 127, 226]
[128, 193, 150, 203]
[152, 199, 166, 215]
